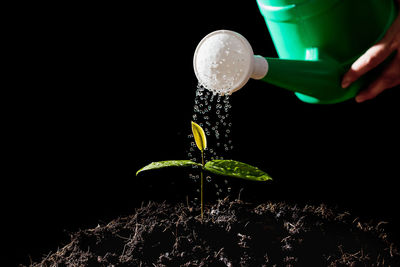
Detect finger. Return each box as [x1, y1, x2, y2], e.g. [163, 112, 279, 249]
[355, 54, 400, 103]
[355, 79, 388, 103]
[342, 12, 400, 89]
[342, 43, 393, 88]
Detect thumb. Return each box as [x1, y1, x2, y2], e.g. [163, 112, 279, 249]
[341, 42, 393, 88]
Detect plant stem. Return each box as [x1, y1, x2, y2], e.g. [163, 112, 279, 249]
[201, 150, 204, 220]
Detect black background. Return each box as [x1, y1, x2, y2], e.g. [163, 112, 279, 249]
[6, 2, 400, 265]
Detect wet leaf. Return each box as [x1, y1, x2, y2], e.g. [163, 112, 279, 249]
[136, 160, 200, 176]
[204, 160, 272, 182]
[191, 121, 207, 151]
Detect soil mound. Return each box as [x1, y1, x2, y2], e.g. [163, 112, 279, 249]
[27, 199, 399, 266]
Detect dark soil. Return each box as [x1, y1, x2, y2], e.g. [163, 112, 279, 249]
[26, 198, 399, 266]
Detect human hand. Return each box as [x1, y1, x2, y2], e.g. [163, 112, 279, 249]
[341, 7, 400, 103]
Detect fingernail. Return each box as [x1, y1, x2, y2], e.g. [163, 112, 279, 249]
[341, 79, 351, 89]
[355, 95, 365, 103]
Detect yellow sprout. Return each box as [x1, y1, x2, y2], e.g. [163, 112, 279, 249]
[191, 121, 207, 151]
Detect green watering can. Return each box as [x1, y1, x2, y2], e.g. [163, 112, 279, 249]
[193, 0, 398, 104]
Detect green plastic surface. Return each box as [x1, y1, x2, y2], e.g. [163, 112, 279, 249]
[256, 0, 398, 103]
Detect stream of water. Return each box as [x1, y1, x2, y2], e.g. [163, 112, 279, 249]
[187, 83, 234, 202]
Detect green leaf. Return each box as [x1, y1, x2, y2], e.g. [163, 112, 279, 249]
[204, 160, 272, 182]
[136, 160, 200, 176]
[191, 121, 207, 151]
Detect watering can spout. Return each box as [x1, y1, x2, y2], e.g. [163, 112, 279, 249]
[261, 56, 352, 104]
[193, 30, 353, 103]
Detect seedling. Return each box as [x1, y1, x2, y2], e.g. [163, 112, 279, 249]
[136, 121, 272, 219]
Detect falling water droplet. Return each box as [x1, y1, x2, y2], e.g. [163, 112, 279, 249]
[189, 83, 235, 199]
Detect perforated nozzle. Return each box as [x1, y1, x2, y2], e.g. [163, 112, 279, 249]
[193, 30, 268, 95]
